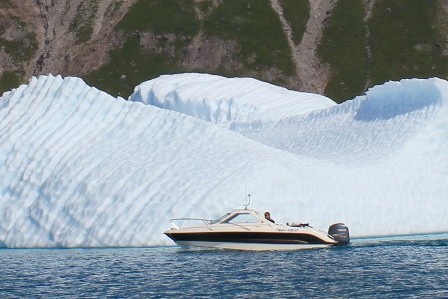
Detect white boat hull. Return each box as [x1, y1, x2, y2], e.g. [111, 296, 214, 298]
[175, 240, 332, 251]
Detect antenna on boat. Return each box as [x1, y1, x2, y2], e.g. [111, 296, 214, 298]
[243, 180, 251, 209]
[244, 193, 251, 209]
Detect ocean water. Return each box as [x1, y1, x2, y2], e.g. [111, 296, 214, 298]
[1, 235, 447, 298]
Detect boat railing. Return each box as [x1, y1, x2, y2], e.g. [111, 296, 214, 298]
[169, 218, 215, 230]
[169, 218, 258, 231]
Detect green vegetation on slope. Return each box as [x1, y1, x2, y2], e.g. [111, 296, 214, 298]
[86, 0, 294, 97]
[0, 71, 22, 94]
[0, 32, 38, 63]
[104, 0, 124, 18]
[203, 0, 294, 76]
[70, 0, 99, 44]
[0, 16, 38, 63]
[369, 0, 448, 85]
[85, 34, 185, 97]
[0, 16, 37, 95]
[279, 0, 309, 44]
[85, 0, 199, 96]
[0, 0, 14, 9]
[117, 0, 199, 35]
[318, 0, 368, 103]
[318, 0, 448, 102]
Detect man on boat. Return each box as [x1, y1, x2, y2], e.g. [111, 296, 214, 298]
[264, 211, 275, 223]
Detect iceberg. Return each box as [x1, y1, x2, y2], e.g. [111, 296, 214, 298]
[0, 73, 447, 248]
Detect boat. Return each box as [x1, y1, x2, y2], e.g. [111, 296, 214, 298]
[164, 203, 350, 251]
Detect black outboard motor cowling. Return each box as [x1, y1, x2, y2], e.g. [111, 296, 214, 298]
[328, 223, 350, 245]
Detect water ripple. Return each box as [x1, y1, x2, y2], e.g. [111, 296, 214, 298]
[0, 238, 447, 298]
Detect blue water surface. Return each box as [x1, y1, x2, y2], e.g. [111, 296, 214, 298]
[1, 235, 447, 298]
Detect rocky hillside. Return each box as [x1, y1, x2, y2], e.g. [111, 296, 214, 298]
[1, 0, 448, 102]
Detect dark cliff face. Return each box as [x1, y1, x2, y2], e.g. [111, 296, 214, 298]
[0, 0, 135, 93]
[1, 0, 448, 103]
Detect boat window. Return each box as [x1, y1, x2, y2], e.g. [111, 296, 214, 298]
[225, 213, 260, 224]
[211, 213, 231, 224]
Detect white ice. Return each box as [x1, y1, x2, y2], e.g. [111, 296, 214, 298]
[0, 73, 447, 248]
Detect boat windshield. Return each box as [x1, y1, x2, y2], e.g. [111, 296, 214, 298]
[211, 213, 231, 224]
[225, 213, 260, 224]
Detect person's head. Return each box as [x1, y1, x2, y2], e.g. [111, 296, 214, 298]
[264, 211, 271, 219]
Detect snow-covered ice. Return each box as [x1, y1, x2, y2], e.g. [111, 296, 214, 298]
[0, 73, 447, 248]
[130, 73, 335, 128]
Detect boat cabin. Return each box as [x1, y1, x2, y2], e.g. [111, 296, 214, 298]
[212, 209, 274, 225]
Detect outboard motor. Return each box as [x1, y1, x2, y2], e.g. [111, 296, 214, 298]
[328, 223, 350, 245]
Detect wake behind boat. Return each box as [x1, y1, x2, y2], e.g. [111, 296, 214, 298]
[164, 206, 350, 251]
